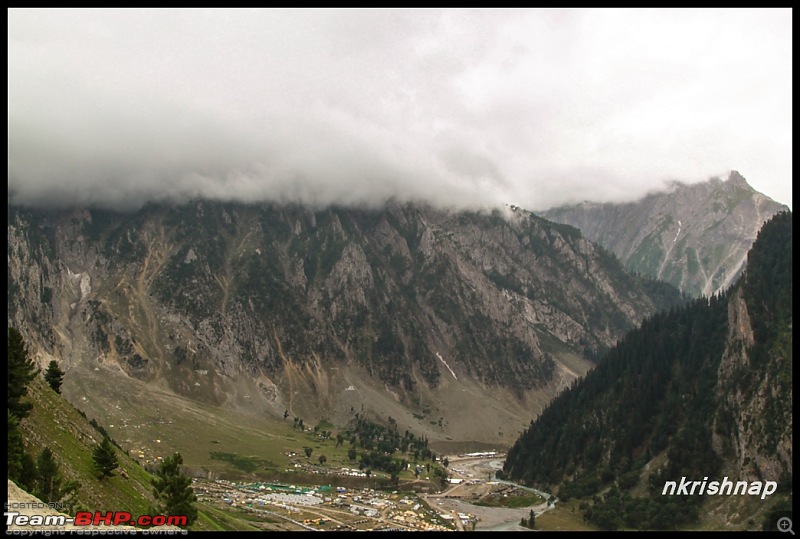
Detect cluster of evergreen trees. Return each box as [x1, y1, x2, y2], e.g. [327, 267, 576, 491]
[501, 211, 792, 530]
[346, 413, 434, 459]
[503, 292, 729, 485]
[284, 407, 445, 486]
[520, 509, 536, 529]
[7, 327, 198, 527]
[338, 413, 448, 486]
[7, 327, 77, 507]
[282, 410, 447, 487]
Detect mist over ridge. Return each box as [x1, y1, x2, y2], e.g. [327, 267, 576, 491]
[9, 9, 792, 213]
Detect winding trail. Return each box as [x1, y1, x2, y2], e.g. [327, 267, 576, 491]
[422, 454, 557, 531]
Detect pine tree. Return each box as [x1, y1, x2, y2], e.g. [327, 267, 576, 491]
[9, 410, 38, 491]
[35, 448, 59, 499]
[7, 410, 26, 483]
[8, 327, 39, 419]
[19, 452, 38, 493]
[44, 360, 65, 394]
[92, 436, 119, 479]
[35, 447, 66, 502]
[152, 453, 197, 527]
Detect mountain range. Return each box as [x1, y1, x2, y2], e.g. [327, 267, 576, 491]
[7, 201, 682, 449]
[7, 172, 791, 530]
[541, 171, 788, 298]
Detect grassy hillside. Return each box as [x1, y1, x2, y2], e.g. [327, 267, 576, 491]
[20, 375, 158, 517]
[14, 375, 291, 530]
[13, 368, 450, 531]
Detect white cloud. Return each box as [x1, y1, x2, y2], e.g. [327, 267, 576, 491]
[8, 8, 792, 211]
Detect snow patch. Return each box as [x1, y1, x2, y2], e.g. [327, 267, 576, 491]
[436, 353, 457, 380]
[673, 220, 682, 243]
[67, 268, 92, 302]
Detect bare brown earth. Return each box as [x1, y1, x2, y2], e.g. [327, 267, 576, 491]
[58, 344, 586, 475]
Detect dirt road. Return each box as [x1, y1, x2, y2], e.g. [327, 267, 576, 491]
[422, 454, 555, 531]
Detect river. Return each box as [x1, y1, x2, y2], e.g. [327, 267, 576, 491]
[422, 455, 557, 531]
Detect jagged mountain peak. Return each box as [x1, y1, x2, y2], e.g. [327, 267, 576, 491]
[727, 169, 749, 186]
[541, 173, 788, 298]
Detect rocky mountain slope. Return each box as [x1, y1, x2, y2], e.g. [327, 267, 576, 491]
[7, 201, 683, 447]
[541, 171, 788, 298]
[502, 211, 792, 530]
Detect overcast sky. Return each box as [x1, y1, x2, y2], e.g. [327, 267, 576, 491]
[8, 8, 793, 212]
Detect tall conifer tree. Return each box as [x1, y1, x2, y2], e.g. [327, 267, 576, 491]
[44, 360, 65, 394]
[92, 436, 118, 479]
[8, 327, 38, 419]
[152, 453, 198, 527]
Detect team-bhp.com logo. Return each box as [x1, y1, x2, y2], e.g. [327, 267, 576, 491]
[5, 510, 188, 532]
[74, 511, 187, 527]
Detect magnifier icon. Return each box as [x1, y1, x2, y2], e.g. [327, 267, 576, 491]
[778, 517, 794, 535]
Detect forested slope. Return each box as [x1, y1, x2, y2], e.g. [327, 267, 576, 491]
[501, 211, 792, 530]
